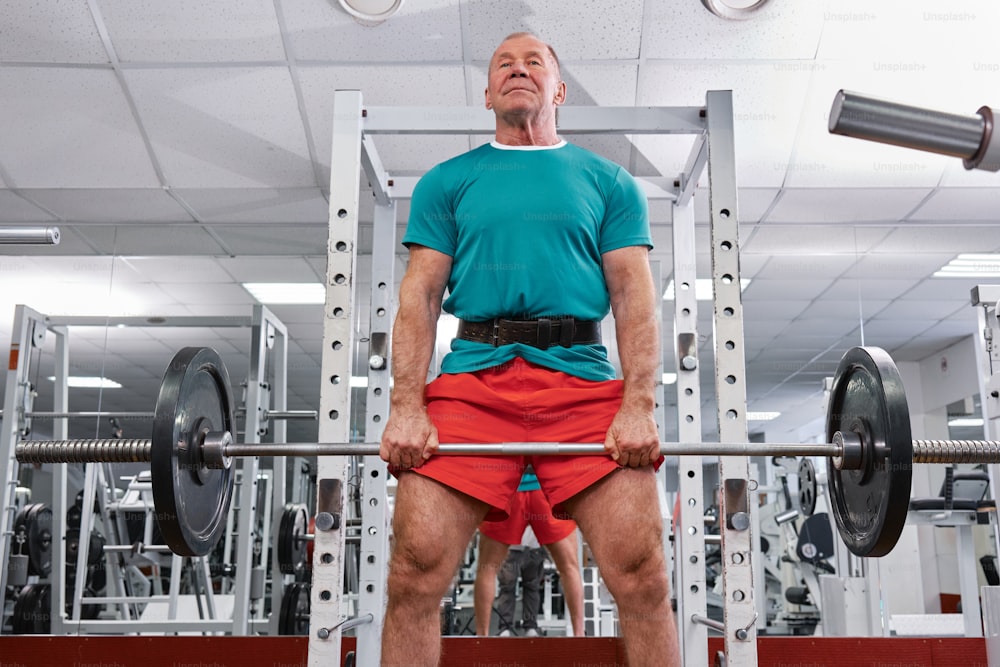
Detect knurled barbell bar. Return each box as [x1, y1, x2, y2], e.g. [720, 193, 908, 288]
[15, 346, 1000, 559]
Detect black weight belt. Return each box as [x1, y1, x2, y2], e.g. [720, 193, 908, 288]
[456, 317, 601, 349]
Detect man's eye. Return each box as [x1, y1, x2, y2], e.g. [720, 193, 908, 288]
[500, 62, 511, 68]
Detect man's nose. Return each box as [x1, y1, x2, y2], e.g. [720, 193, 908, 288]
[509, 61, 529, 76]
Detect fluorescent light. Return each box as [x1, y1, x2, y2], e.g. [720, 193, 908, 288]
[663, 278, 750, 300]
[350, 376, 368, 388]
[243, 283, 325, 304]
[747, 411, 780, 421]
[948, 417, 984, 427]
[934, 254, 1000, 278]
[48, 376, 122, 389]
[662, 373, 677, 385]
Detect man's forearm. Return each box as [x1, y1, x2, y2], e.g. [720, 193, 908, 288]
[616, 305, 660, 412]
[389, 297, 439, 412]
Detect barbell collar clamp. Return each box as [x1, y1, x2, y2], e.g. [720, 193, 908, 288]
[831, 430, 863, 471]
[201, 430, 233, 470]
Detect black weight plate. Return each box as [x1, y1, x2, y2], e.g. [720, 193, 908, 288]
[151, 347, 235, 557]
[279, 583, 311, 636]
[826, 346, 912, 557]
[12, 584, 37, 634]
[796, 512, 834, 562]
[798, 458, 817, 517]
[12, 583, 50, 634]
[278, 504, 308, 575]
[26, 504, 53, 576]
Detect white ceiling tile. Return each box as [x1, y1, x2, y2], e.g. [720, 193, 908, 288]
[750, 254, 857, 280]
[216, 256, 318, 282]
[462, 0, 644, 60]
[298, 65, 471, 174]
[637, 62, 812, 188]
[285, 0, 462, 61]
[125, 257, 236, 283]
[903, 277, 990, 301]
[0, 68, 159, 188]
[0, 2, 107, 63]
[160, 282, 256, 305]
[823, 277, 915, 301]
[742, 278, 832, 300]
[0, 190, 58, 222]
[98, 0, 285, 62]
[798, 299, 890, 321]
[873, 224, 1000, 254]
[816, 1, 1000, 63]
[908, 189, 1000, 223]
[745, 299, 813, 320]
[644, 2, 826, 60]
[176, 187, 328, 224]
[765, 188, 932, 223]
[743, 222, 891, 256]
[850, 253, 957, 279]
[26, 189, 192, 223]
[211, 224, 329, 255]
[563, 63, 638, 106]
[125, 67, 314, 187]
[101, 225, 232, 255]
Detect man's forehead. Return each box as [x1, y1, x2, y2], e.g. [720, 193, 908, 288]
[491, 37, 548, 60]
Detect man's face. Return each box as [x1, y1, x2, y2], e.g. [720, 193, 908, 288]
[485, 35, 566, 118]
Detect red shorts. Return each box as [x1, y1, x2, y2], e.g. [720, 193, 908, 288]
[407, 357, 658, 520]
[479, 488, 577, 546]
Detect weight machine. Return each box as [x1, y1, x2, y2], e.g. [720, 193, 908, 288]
[0, 304, 306, 635]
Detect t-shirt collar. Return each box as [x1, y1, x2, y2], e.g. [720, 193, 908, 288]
[490, 139, 567, 151]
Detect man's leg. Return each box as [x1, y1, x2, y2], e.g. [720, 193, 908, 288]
[544, 531, 585, 636]
[473, 533, 511, 635]
[494, 549, 522, 635]
[381, 472, 489, 666]
[562, 467, 680, 667]
[518, 547, 546, 635]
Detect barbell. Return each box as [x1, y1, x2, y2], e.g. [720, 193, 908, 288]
[14, 346, 1000, 559]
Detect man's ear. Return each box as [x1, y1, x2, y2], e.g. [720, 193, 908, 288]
[553, 80, 567, 106]
[485, 87, 493, 110]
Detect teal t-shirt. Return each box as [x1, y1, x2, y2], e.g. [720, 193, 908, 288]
[517, 470, 541, 492]
[402, 140, 651, 381]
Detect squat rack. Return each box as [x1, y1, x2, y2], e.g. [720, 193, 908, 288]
[315, 89, 754, 666]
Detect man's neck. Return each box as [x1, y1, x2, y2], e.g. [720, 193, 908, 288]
[493, 118, 560, 147]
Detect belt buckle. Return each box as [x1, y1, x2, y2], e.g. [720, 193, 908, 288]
[491, 318, 501, 347]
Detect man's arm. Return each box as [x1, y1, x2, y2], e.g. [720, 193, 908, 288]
[602, 245, 661, 467]
[380, 244, 453, 469]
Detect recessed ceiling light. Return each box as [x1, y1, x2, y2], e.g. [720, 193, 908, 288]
[48, 376, 122, 389]
[948, 417, 984, 427]
[243, 283, 325, 305]
[934, 254, 1000, 278]
[337, 0, 404, 23]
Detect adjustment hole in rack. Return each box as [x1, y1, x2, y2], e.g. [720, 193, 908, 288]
[337, 209, 348, 219]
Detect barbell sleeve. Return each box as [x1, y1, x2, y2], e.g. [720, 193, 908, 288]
[17, 435, 1000, 467]
[829, 89, 985, 159]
